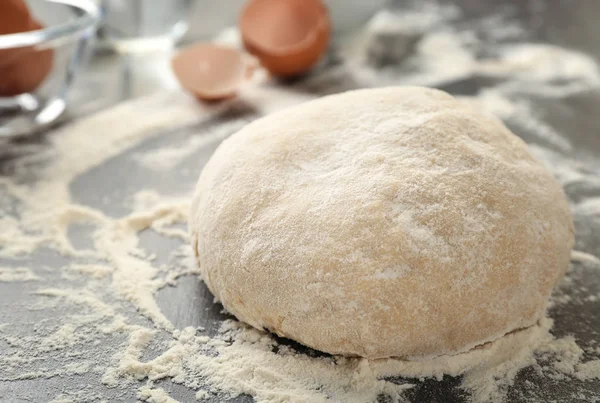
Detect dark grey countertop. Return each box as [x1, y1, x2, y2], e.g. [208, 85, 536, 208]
[1, 0, 600, 402]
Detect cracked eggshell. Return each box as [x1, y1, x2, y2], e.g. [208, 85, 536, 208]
[239, 0, 330, 77]
[171, 43, 248, 101]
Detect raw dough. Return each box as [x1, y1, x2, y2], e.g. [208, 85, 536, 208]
[190, 86, 574, 359]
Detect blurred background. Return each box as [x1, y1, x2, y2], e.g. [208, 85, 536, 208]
[0, 0, 392, 137]
[2, 0, 600, 137]
[74, 0, 399, 114]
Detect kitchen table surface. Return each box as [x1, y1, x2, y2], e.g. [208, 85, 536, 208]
[1, 0, 600, 402]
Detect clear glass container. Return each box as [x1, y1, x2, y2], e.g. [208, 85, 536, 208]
[96, 0, 194, 53]
[0, 0, 100, 138]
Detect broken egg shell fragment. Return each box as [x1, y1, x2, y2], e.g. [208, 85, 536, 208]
[239, 0, 331, 77]
[171, 43, 250, 101]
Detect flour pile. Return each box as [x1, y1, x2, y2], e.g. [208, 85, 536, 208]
[1, 1, 600, 402]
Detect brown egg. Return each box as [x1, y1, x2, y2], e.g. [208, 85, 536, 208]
[171, 43, 249, 101]
[239, 0, 330, 77]
[0, 0, 35, 66]
[0, 0, 32, 35]
[0, 18, 55, 97]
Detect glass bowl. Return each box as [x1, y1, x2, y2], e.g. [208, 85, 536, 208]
[0, 0, 100, 138]
[96, 0, 193, 53]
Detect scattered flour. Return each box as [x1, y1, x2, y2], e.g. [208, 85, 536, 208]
[1, 1, 600, 403]
[576, 360, 600, 381]
[133, 120, 245, 172]
[478, 44, 600, 88]
[571, 250, 600, 266]
[138, 386, 180, 403]
[194, 389, 210, 400]
[67, 263, 114, 279]
[0, 267, 40, 282]
[347, 5, 600, 98]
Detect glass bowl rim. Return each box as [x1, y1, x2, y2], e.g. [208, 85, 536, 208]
[0, 0, 101, 49]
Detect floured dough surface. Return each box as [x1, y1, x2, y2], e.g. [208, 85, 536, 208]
[190, 86, 574, 359]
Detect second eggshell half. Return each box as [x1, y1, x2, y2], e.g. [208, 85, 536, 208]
[240, 0, 330, 77]
[172, 44, 248, 101]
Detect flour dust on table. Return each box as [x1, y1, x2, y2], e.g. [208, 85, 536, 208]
[1, 2, 600, 402]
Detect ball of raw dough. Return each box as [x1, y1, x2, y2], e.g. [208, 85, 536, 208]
[190, 86, 574, 359]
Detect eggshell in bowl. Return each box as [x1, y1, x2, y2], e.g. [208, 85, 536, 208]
[0, 0, 33, 35]
[172, 43, 247, 100]
[0, 0, 36, 66]
[0, 19, 55, 97]
[239, 0, 330, 77]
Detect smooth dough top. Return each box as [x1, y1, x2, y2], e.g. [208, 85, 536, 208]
[190, 86, 574, 359]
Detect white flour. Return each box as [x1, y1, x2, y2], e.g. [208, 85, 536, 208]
[1, 2, 600, 402]
[0, 267, 39, 282]
[138, 387, 181, 403]
[133, 120, 245, 172]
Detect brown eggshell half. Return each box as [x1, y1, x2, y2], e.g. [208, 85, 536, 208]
[0, 0, 32, 35]
[0, 0, 36, 66]
[239, 0, 330, 77]
[0, 19, 55, 97]
[171, 43, 247, 101]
